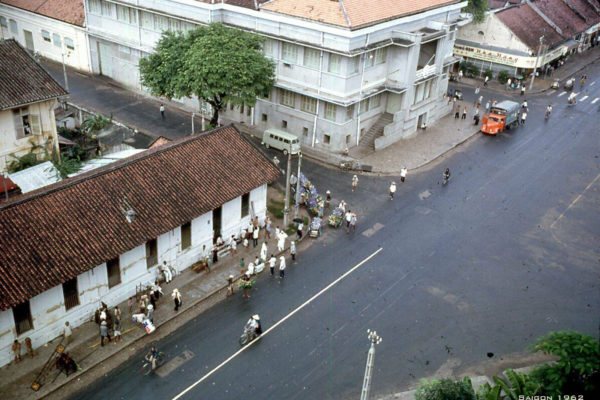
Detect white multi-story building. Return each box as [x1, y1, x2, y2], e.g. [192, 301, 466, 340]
[85, 0, 465, 152]
[0, 0, 91, 71]
[0, 125, 280, 367]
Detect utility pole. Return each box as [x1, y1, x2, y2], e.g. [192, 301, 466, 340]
[191, 113, 195, 134]
[61, 52, 70, 92]
[360, 329, 383, 400]
[530, 36, 544, 90]
[294, 152, 302, 218]
[283, 151, 292, 227]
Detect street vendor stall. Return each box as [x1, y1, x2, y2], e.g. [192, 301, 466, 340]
[328, 207, 343, 228]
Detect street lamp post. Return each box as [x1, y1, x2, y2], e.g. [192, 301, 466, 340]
[61, 51, 71, 92]
[360, 329, 383, 400]
[294, 152, 302, 218]
[283, 151, 292, 227]
[529, 36, 544, 90]
[191, 113, 195, 134]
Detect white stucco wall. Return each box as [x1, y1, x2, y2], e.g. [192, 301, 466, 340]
[0, 4, 90, 71]
[456, 13, 531, 54]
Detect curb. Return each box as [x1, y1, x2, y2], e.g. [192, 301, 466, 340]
[37, 229, 309, 399]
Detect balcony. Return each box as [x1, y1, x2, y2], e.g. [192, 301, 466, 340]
[415, 65, 437, 81]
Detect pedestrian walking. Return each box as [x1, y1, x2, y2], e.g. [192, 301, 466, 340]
[485, 101, 490, 112]
[279, 256, 286, 280]
[100, 320, 111, 347]
[290, 241, 296, 262]
[345, 210, 352, 232]
[24, 337, 33, 358]
[63, 321, 73, 345]
[161, 261, 173, 283]
[297, 222, 303, 239]
[113, 318, 122, 343]
[389, 181, 396, 200]
[400, 167, 407, 183]
[212, 245, 218, 264]
[350, 213, 357, 233]
[252, 226, 259, 247]
[275, 226, 281, 241]
[325, 190, 331, 209]
[12, 340, 21, 365]
[230, 235, 237, 255]
[241, 273, 252, 298]
[239, 258, 245, 273]
[458, 69, 463, 81]
[484, 75, 489, 86]
[461, 106, 467, 120]
[352, 175, 358, 192]
[506, 78, 511, 90]
[474, 86, 480, 96]
[160, 104, 165, 119]
[243, 237, 249, 252]
[226, 275, 235, 296]
[146, 304, 154, 324]
[454, 105, 460, 119]
[520, 86, 526, 96]
[520, 111, 527, 125]
[128, 296, 134, 315]
[172, 288, 182, 312]
[477, 95, 483, 106]
[260, 242, 268, 262]
[265, 217, 272, 239]
[338, 200, 346, 212]
[277, 231, 286, 251]
[269, 254, 276, 276]
[473, 107, 480, 125]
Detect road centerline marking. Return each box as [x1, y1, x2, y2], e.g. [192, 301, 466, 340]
[557, 91, 566, 97]
[580, 95, 589, 101]
[551, 173, 600, 229]
[592, 98, 599, 104]
[171, 247, 384, 400]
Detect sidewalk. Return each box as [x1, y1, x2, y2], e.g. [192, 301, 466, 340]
[456, 46, 600, 95]
[0, 200, 309, 400]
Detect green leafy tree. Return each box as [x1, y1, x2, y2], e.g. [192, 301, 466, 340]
[465, 0, 487, 24]
[497, 70, 510, 84]
[476, 369, 541, 400]
[529, 331, 600, 397]
[415, 377, 476, 400]
[139, 23, 275, 126]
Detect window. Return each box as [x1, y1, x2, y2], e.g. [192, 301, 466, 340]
[413, 80, 433, 104]
[360, 99, 368, 114]
[280, 89, 295, 108]
[13, 107, 40, 138]
[0, 16, 7, 28]
[63, 278, 79, 310]
[13, 301, 33, 335]
[282, 42, 297, 63]
[118, 45, 130, 54]
[117, 5, 136, 24]
[349, 56, 360, 74]
[282, 120, 288, 129]
[65, 38, 75, 51]
[154, 15, 169, 31]
[89, 0, 101, 14]
[141, 12, 154, 29]
[328, 53, 342, 74]
[303, 48, 320, 69]
[263, 39, 275, 57]
[262, 113, 267, 122]
[241, 193, 250, 217]
[41, 30, 51, 42]
[240, 104, 245, 114]
[301, 95, 317, 114]
[302, 127, 309, 136]
[370, 94, 381, 109]
[106, 258, 121, 288]
[346, 135, 351, 144]
[170, 18, 181, 32]
[182, 22, 196, 33]
[9, 19, 17, 34]
[366, 48, 387, 68]
[146, 239, 158, 268]
[52, 33, 61, 48]
[324, 103, 336, 121]
[180, 222, 191, 250]
[101, 1, 112, 17]
[324, 134, 331, 144]
[346, 105, 354, 121]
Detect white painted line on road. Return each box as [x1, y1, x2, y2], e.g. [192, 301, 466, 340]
[592, 98, 599, 104]
[557, 91, 566, 97]
[171, 247, 384, 400]
[551, 173, 600, 229]
[590, 81, 596, 86]
[580, 95, 589, 102]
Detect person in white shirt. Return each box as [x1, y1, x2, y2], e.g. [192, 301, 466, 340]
[279, 256, 286, 280]
[253, 226, 260, 247]
[260, 242, 268, 262]
[269, 255, 277, 276]
[389, 182, 397, 200]
[230, 235, 237, 255]
[400, 167, 407, 183]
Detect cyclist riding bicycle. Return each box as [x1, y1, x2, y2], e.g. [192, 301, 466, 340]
[146, 346, 160, 370]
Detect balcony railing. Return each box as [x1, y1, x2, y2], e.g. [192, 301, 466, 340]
[416, 65, 437, 80]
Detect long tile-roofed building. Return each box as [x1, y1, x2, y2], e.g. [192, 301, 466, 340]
[0, 39, 67, 110]
[260, 0, 462, 29]
[496, 4, 566, 49]
[0, 0, 85, 27]
[0, 125, 280, 311]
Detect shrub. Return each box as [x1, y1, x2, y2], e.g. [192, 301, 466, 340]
[415, 377, 476, 400]
[484, 69, 493, 79]
[497, 70, 510, 84]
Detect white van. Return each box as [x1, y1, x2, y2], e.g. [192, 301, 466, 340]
[262, 129, 301, 155]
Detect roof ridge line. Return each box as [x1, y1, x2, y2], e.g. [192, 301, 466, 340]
[0, 124, 238, 211]
[339, 0, 352, 28]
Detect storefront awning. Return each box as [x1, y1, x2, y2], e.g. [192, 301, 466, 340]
[563, 39, 580, 52]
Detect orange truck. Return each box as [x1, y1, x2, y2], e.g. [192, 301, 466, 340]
[481, 100, 521, 135]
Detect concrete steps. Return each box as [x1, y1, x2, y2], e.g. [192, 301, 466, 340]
[359, 112, 394, 150]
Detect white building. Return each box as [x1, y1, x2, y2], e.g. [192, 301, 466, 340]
[0, 39, 67, 172]
[0, 125, 280, 367]
[84, 0, 466, 152]
[0, 0, 91, 71]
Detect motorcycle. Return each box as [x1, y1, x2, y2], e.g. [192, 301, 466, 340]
[239, 326, 258, 346]
[442, 173, 451, 186]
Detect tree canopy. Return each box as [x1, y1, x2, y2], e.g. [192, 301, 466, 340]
[139, 23, 275, 126]
[465, 0, 487, 24]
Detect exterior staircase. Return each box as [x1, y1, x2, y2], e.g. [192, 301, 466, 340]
[359, 112, 394, 150]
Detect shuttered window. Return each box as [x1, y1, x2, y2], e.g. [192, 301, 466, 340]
[181, 222, 191, 250]
[63, 278, 80, 310]
[13, 301, 33, 335]
[107, 258, 121, 288]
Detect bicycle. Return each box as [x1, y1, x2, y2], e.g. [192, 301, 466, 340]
[140, 352, 166, 376]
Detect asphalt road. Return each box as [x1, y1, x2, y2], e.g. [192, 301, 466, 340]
[68, 67, 600, 399]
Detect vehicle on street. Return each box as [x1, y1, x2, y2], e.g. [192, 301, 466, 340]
[309, 217, 323, 238]
[564, 78, 575, 91]
[262, 129, 301, 155]
[480, 100, 521, 135]
[141, 351, 165, 376]
[453, 89, 463, 100]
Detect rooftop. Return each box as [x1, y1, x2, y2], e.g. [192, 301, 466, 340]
[0, 0, 85, 27]
[0, 125, 280, 311]
[0, 40, 67, 110]
[496, 4, 566, 50]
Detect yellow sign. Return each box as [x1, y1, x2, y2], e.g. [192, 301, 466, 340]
[453, 43, 564, 69]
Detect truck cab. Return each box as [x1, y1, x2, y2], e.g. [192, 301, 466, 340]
[481, 100, 520, 135]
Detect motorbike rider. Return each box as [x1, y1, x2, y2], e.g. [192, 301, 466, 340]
[443, 168, 451, 182]
[545, 104, 553, 118]
[521, 100, 528, 110]
[568, 92, 576, 104]
[146, 346, 159, 370]
[244, 314, 262, 337]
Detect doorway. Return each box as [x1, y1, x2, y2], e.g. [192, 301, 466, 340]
[417, 113, 428, 130]
[98, 42, 113, 78]
[212, 207, 222, 242]
[23, 30, 34, 52]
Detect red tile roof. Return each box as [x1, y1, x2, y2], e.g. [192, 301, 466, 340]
[260, 0, 461, 29]
[564, 0, 600, 26]
[0, 126, 280, 311]
[0, 40, 67, 110]
[496, 4, 566, 50]
[531, 0, 588, 37]
[0, 0, 85, 27]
